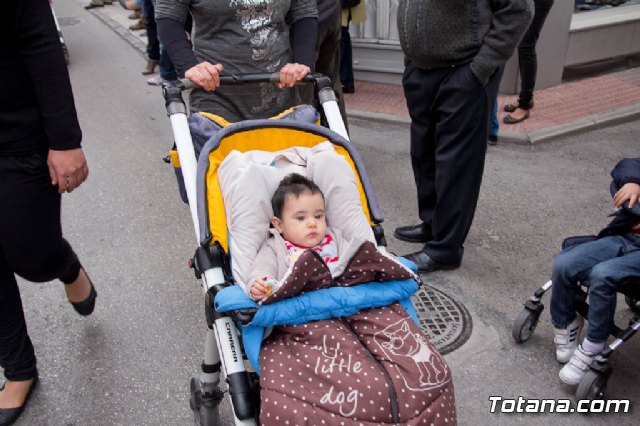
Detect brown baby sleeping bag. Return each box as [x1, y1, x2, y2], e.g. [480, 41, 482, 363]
[257, 241, 457, 425]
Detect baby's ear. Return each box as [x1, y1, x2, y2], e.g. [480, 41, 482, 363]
[271, 217, 283, 233]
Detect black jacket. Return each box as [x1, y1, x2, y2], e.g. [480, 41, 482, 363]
[0, 0, 82, 155]
[598, 158, 640, 238]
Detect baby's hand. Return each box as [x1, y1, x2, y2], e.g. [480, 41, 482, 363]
[250, 277, 273, 301]
[613, 182, 640, 209]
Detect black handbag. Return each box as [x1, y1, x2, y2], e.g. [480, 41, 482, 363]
[342, 0, 361, 8]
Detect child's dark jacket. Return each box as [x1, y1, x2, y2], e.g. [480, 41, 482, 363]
[598, 158, 640, 238]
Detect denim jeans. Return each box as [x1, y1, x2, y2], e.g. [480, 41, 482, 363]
[550, 233, 640, 342]
[489, 99, 499, 138]
[144, 0, 177, 80]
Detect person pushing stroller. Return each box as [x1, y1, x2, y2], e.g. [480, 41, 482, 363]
[551, 158, 640, 385]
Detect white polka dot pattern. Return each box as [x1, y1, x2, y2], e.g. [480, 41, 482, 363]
[255, 241, 456, 425]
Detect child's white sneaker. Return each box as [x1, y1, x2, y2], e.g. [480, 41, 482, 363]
[559, 345, 599, 385]
[553, 316, 583, 363]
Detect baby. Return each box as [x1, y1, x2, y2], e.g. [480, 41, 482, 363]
[247, 173, 341, 301]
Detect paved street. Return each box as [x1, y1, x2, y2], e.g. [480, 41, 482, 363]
[10, 1, 640, 425]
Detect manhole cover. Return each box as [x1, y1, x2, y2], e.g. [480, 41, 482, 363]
[58, 17, 81, 27]
[411, 285, 472, 355]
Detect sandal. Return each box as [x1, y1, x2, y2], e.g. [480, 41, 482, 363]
[504, 100, 534, 113]
[503, 111, 530, 124]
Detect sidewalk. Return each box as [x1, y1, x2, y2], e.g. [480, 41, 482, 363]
[89, 3, 640, 144]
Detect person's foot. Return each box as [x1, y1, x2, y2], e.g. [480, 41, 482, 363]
[503, 108, 530, 124]
[394, 223, 433, 243]
[342, 85, 355, 94]
[0, 374, 38, 426]
[129, 19, 146, 31]
[504, 101, 533, 113]
[553, 316, 584, 363]
[128, 10, 141, 19]
[84, 0, 104, 9]
[558, 344, 599, 385]
[64, 268, 97, 316]
[487, 135, 498, 146]
[401, 250, 460, 273]
[146, 75, 171, 86]
[141, 59, 158, 75]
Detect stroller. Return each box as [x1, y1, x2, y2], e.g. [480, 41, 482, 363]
[162, 74, 456, 425]
[512, 235, 640, 401]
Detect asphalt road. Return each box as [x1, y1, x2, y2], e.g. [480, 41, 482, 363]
[11, 1, 640, 425]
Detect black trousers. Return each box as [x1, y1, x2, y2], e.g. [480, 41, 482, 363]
[339, 26, 354, 89]
[517, 0, 555, 109]
[0, 152, 81, 381]
[403, 61, 501, 264]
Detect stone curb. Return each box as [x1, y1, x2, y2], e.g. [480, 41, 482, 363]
[348, 103, 640, 145]
[90, 8, 147, 56]
[89, 8, 640, 144]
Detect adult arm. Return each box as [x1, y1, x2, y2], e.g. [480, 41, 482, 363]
[290, 17, 317, 69]
[18, 0, 81, 151]
[18, 0, 87, 193]
[471, 0, 534, 86]
[278, 16, 318, 87]
[156, 17, 199, 76]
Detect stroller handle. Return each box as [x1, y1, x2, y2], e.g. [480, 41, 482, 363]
[175, 73, 322, 92]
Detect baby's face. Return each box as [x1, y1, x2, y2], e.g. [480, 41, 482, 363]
[274, 191, 327, 248]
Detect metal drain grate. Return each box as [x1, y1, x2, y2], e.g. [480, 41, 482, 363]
[411, 285, 472, 355]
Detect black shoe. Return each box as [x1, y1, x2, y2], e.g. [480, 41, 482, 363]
[401, 251, 460, 272]
[488, 135, 498, 146]
[0, 372, 38, 426]
[503, 100, 533, 113]
[84, 2, 104, 9]
[342, 85, 355, 94]
[394, 223, 433, 243]
[66, 272, 97, 316]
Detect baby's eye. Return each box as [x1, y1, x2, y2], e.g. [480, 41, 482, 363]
[296, 215, 306, 221]
[315, 214, 325, 220]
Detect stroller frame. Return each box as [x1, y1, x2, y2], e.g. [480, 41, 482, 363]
[162, 74, 383, 425]
[512, 236, 640, 402]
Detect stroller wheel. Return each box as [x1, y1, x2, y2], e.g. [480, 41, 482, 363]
[190, 375, 223, 426]
[576, 369, 609, 401]
[625, 296, 640, 313]
[512, 308, 542, 343]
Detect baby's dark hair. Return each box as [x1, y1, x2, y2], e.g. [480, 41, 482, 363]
[271, 173, 324, 219]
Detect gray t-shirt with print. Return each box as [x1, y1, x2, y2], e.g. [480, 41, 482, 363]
[156, 0, 317, 122]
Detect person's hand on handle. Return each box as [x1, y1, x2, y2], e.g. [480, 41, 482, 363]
[278, 63, 310, 89]
[614, 182, 640, 209]
[47, 148, 89, 194]
[185, 62, 224, 91]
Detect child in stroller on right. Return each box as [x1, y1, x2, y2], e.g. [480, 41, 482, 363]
[551, 158, 640, 385]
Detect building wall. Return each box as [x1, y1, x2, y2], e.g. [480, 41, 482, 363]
[350, 0, 640, 92]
